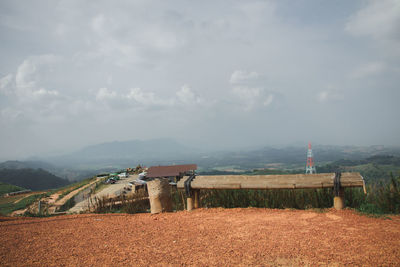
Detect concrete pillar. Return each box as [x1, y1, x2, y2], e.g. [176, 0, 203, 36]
[194, 190, 200, 209]
[187, 196, 194, 211]
[147, 178, 172, 214]
[333, 188, 345, 210]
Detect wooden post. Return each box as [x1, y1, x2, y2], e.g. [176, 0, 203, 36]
[333, 188, 345, 210]
[194, 190, 200, 209]
[187, 195, 194, 211]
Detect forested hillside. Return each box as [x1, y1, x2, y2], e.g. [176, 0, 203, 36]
[317, 155, 400, 182]
[0, 168, 70, 190]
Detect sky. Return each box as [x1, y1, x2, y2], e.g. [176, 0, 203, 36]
[0, 0, 400, 160]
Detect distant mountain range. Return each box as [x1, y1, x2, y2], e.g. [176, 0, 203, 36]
[46, 138, 199, 167]
[0, 160, 55, 170]
[4, 139, 400, 182]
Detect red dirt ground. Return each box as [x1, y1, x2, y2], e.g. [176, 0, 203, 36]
[1, 208, 399, 266]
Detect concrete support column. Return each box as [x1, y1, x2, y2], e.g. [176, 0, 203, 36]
[333, 188, 345, 210]
[147, 178, 172, 214]
[194, 190, 200, 209]
[187, 195, 194, 211]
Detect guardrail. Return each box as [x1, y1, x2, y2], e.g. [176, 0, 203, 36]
[4, 189, 32, 197]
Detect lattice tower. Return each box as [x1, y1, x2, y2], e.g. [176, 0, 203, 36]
[305, 142, 316, 174]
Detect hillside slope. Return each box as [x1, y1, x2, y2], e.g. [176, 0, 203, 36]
[0, 169, 69, 190]
[0, 182, 25, 196]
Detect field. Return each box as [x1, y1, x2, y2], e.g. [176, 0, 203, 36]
[1, 208, 399, 266]
[0, 182, 25, 196]
[0, 193, 45, 216]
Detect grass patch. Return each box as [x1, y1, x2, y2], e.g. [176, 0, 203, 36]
[0, 182, 25, 196]
[90, 189, 149, 214]
[0, 193, 45, 215]
[56, 177, 96, 200]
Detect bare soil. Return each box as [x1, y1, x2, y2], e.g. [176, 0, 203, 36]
[1, 208, 399, 266]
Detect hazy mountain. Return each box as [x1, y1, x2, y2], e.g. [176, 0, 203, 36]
[194, 145, 400, 171]
[0, 160, 97, 182]
[0, 168, 70, 190]
[0, 160, 55, 170]
[12, 139, 400, 180]
[49, 138, 198, 167]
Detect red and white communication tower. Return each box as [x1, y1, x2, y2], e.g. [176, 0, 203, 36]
[305, 142, 316, 174]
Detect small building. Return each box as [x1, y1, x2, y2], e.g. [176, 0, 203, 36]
[146, 164, 197, 183]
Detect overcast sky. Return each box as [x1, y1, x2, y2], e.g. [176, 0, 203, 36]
[1, 0, 399, 160]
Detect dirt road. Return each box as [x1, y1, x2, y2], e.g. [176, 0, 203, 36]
[1, 208, 399, 266]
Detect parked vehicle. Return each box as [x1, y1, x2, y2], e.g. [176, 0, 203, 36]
[118, 172, 128, 179]
[106, 178, 116, 184]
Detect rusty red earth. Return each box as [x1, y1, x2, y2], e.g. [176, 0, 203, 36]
[1, 208, 399, 266]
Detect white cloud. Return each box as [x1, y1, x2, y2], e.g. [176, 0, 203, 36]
[229, 70, 274, 110]
[0, 74, 13, 95]
[96, 87, 117, 101]
[345, 0, 400, 42]
[351, 62, 386, 79]
[126, 87, 174, 107]
[345, 0, 400, 58]
[176, 85, 201, 104]
[232, 86, 274, 110]
[13, 55, 61, 100]
[91, 14, 106, 35]
[141, 27, 184, 52]
[15, 59, 37, 92]
[263, 94, 274, 107]
[230, 70, 259, 84]
[95, 85, 203, 110]
[0, 107, 23, 121]
[1, 1, 400, 158]
[317, 90, 343, 103]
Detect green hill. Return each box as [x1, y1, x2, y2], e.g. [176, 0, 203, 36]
[0, 168, 70, 191]
[0, 182, 25, 196]
[317, 155, 400, 182]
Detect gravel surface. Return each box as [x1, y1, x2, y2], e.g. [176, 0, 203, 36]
[1, 208, 399, 266]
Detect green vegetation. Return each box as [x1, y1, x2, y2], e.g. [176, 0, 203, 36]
[0, 182, 25, 196]
[179, 188, 334, 210]
[0, 193, 46, 216]
[354, 174, 400, 214]
[0, 168, 69, 190]
[91, 189, 149, 214]
[170, 173, 400, 215]
[58, 197, 76, 212]
[56, 176, 96, 200]
[317, 155, 400, 182]
[90, 172, 400, 216]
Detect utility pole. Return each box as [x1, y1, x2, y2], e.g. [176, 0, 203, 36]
[305, 142, 316, 174]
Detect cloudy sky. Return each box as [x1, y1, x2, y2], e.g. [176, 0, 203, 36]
[1, 0, 399, 159]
